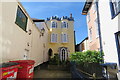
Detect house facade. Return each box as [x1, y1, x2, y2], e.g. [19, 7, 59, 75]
[76, 37, 89, 52]
[82, 0, 101, 51]
[46, 15, 75, 61]
[99, 0, 120, 79]
[82, 0, 120, 79]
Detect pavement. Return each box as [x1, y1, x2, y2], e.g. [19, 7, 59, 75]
[34, 62, 71, 79]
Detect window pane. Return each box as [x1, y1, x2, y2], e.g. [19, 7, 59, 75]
[62, 22, 67, 28]
[95, 18, 99, 37]
[118, 34, 120, 47]
[51, 33, 57, 43]
[111, 0, 120, 16]
[15, 6, 28, 31]
[87, 12, 90, 22]
[55, 34, 57, 42]
[51, 22, 57, 28]
[93, 2, 97, 13]
[89, 28, 92, 41]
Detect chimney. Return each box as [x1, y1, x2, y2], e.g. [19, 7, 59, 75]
[70, 13, 72, 18]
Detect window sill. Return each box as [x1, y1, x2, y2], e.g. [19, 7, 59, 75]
[15, 22, 27, 33]
[89, 40, 92, 43]
[93, 10, 96, 14]
[88, 20, 90, 23]
[61, 42, 68, 43]
[51, 28, 56, 29]
[96, 36, 99, 39]
[61, 28, 68, 29]
[50, 42, 57, 43]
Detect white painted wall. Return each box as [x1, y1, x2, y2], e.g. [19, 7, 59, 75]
[83, 39, 89, 52]
[99, 0, 119, 63]
[0, 2, 2, 64]
[99, 0, 120, 78]
[1, 2, 48, 66]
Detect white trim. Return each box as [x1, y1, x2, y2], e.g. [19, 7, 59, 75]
[61, 33, 68, 43]
[51, 33, 57, 43]
[60, 48, 68, 61]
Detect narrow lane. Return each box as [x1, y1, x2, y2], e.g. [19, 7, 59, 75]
[34, 62, 71, 79]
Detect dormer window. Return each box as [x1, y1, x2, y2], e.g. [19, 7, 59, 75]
[62, 21, 68, 28]
[51, 21, 57, 28]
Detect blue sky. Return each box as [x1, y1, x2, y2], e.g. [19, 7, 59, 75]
[21, 2, 88, 44]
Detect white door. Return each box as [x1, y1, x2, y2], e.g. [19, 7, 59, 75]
[60, 48, 68, 61]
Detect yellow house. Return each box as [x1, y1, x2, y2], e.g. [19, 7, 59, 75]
[46, 14, 75, 61]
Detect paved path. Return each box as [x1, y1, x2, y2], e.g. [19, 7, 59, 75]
[34, 62, 71, 79]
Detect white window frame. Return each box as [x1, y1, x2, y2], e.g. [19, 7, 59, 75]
[61, 21, 68, 28]
[51, 33, 57, 43]
[87, 12, 90, 23]
[94, 18, 99, 38]
[61, 33, 68, 43]
[93, 1, 97, 13]
[51, 21, 57, 28]
[118, 34, 120, 44]
[89, 28, 92, 42]
[111, 0, 120, 15]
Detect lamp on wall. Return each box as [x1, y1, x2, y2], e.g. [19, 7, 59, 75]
[28, 29, 32, 35]
[41, 28, 45, 36]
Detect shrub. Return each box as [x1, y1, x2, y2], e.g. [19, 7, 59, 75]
[69, 50, 104, 64]
[49, 54, 60, 65]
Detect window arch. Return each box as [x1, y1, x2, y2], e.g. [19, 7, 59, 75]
[61, 21, 68, 28]
[51, 21, 57, 28]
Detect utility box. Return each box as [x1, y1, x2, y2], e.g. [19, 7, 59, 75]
[101, 63, 118, 80]
[10, 60, 35, 80]
[0, 62, 19, 80]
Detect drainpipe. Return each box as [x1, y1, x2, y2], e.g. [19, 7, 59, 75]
[74, 31, 76, 52]
[96, 1, 103, 61]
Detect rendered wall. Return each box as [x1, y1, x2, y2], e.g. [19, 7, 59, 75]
[1, 2, 48, 66]
[47, 19, 75, 55]
[99, 0, 119, 64]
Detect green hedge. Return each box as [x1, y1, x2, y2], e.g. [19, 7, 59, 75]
[70, 50, 104, 64]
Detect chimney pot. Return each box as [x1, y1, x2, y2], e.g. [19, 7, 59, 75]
[70, 13, 72, 18]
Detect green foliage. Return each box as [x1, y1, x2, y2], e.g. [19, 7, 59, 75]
[69, 50, 104, 64]
[49, 54, 60, 65]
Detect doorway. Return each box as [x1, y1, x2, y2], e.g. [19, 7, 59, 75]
[48, 48, 53, 60]
[60, 48, 68, 61]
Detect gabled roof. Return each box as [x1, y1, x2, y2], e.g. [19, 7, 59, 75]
[82, 0, 93, 15]
[76, 37, 88, 46]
